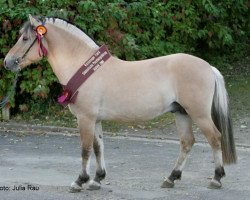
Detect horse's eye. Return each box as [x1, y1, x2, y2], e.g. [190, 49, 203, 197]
[23, 36, 29, 41]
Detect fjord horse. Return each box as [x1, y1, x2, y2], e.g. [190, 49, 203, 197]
[4, 15, 236, 191]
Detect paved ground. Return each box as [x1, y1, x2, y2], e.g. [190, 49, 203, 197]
[0, 127, 250, 200]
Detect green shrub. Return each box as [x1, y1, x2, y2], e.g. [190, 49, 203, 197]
[0, 0, 249, 109]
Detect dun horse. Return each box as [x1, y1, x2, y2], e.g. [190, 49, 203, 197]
[4, 15, 236, 191]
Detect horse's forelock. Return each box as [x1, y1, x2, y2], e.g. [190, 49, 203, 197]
[20, 21, 34, 36]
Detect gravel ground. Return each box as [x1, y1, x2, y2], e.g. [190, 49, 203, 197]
[0, 122, 249, 200]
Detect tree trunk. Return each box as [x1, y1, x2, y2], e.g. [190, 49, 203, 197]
[2, 107, 10, 120]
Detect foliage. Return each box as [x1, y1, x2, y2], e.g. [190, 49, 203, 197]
[0, 0, 249, 111]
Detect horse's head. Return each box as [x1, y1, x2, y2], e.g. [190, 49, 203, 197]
[4, 15, 48, 72]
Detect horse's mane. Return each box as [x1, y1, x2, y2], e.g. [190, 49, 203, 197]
[46, 17, 98, 48]
[21, 17, 98, 49]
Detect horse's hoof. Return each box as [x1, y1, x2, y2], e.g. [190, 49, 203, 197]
[208, 179, 222, 189]
[69, 181, 82, 193]
[87, 180, 101, 190]
[161, 178, 174, 188]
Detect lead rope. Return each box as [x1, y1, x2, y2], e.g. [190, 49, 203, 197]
[0, 71, 20, 108]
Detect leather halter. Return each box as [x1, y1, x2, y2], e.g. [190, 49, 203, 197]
[21, 22, 48, 60]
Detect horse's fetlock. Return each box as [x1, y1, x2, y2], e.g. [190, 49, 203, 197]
[214, 166, 225, 181]
[76, 173, 90, 186]
[94, 169, 106, 183]
[169, 170, 182, 182]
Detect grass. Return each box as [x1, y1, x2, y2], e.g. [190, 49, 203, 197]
[226, 75, 250, 121]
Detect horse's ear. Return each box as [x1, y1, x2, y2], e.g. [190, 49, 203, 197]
[29, 14, 40, 27]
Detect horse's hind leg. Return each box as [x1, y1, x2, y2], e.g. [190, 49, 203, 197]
[87, 122, 106, 190]
[194, 117, 225, 189]
[162, 113, 195, 188]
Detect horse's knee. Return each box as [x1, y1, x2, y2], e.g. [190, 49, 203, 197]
[82, 147, 92, 160]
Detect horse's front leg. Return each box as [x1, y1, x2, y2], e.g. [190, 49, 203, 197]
[87, 122, 106, 190]
[70, 117, 95, 193]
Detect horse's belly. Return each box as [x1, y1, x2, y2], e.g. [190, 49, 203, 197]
[99, 89, 175, 122]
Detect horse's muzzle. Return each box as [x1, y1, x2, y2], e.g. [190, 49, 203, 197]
[4, 57, 21, 72]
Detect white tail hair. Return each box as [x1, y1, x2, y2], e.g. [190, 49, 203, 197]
[211, 67, 237, 164]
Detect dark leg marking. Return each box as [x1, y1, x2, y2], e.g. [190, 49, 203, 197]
[93, 138, 100, 157]
[74, 148, 91, 186]
[75, 172, 90, 186]
[161, 170, 182, 188]
[94, 169, 106, 183]
[93, 137, 106, 183]
[168, 170, 182, 182]
[82, 148, 91, 161]
[214, 166, 226, 182]
[209, 166, 225, 189]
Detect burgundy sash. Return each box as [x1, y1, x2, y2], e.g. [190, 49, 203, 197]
[58, 45, 111, 106]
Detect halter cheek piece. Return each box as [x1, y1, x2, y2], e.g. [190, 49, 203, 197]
[19, 22, 48, 63]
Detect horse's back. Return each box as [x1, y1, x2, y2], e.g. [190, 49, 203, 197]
[143, 53, 215, 111]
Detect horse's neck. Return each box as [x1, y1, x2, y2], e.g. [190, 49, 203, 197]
[46, 24, 99, 85]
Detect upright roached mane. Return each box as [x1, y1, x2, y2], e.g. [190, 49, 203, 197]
[46, 18, 98, 49]
[4, 15, 236, 193]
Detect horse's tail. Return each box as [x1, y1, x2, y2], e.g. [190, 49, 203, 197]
[211, 67, 237, 165]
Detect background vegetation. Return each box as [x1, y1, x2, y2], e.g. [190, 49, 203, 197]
[0, 0, 249, 126]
